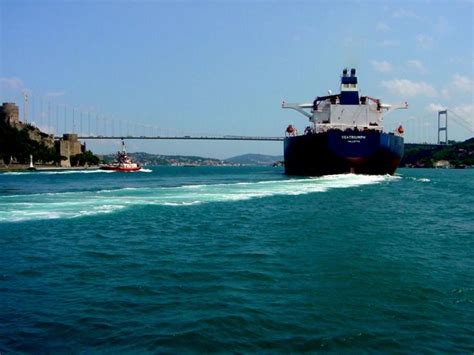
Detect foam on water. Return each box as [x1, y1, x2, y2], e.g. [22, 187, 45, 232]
[413, 177, 431, 182]
[0, 174, 399, 222]
[397, 174, 431, 183]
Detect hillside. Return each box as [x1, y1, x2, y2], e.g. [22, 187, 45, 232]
[225, 153, 283, 166]
[401, 138, 474, 168]
[0, 121, 58, 165]
[101, 152, 284, 166]
[101, 152, 238, 167]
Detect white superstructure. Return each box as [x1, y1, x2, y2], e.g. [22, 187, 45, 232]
[282, 68, 407, 134]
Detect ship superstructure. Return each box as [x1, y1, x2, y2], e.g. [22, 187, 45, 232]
[282, 68, 407, 176]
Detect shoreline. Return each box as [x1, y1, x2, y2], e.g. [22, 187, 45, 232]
[0, 165, 100, 173]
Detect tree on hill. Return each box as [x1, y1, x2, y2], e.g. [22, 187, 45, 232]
[0, 121, 73, 165]
[0, 122, 59, 164]
[70, 150, 100, 166]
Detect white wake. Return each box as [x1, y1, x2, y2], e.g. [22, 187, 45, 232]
[0, 174, 399, 222]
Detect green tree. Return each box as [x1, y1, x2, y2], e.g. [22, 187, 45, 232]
[70, 150, 100, 166]
[1, 122, 84, 166]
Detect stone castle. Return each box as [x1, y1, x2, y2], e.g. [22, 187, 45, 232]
[1, 102, 85, 167]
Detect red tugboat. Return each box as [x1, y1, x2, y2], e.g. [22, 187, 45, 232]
[99, 139, 142, 172]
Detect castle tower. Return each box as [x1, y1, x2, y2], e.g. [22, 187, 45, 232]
[0, 102, 20, 126]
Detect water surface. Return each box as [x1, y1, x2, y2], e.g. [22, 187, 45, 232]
[1, 167, 473, 352]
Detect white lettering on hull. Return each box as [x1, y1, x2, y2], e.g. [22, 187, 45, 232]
[341, 135, 366, 143]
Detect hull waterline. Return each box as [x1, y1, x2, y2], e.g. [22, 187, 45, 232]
[99, 165, 141, 172]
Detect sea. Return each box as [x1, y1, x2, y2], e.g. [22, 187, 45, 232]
[0, 166, 472, 353]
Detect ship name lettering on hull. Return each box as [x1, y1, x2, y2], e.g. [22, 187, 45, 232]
[341, 135, 366, 143]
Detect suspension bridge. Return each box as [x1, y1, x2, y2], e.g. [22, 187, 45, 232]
[11, 92, 474, 145]
[71, 135, 284, 141]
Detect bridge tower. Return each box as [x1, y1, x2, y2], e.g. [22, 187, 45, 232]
[438, 110, 448, 145]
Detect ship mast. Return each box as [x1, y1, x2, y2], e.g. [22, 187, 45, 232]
[121, 139, 126, 153]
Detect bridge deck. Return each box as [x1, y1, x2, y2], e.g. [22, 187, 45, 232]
[56, 136, 285, 141]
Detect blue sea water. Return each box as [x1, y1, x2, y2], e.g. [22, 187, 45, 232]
[0, 166, 473, 353]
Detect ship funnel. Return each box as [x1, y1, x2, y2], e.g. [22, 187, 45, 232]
[340, 68, 359, 105]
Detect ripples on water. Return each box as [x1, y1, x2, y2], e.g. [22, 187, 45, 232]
[0, 167, 473, 352]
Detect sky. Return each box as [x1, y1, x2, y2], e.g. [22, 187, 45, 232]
[1, 0, 473, 158]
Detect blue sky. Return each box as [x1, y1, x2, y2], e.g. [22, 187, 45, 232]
[1, 0, 473, 158]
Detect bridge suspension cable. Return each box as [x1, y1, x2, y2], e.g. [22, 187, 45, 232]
[446, 109, 474, 133]
[7, 89, 473, 145]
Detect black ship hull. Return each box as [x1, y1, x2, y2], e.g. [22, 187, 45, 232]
[284, 129, 404, 176]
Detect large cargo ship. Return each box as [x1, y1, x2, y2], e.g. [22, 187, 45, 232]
[282, 68, 407, 176]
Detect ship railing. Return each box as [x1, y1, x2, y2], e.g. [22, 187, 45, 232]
[313, 124, 384, 133]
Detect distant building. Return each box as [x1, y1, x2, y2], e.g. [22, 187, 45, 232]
[0, 102, 20, 126]
[434, 160, 451, 169]
[56, 134, 85, 167]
